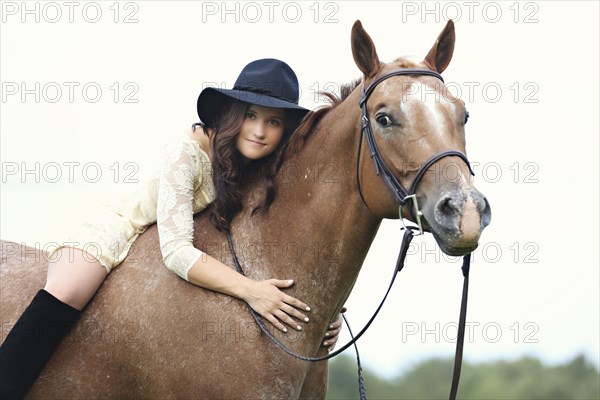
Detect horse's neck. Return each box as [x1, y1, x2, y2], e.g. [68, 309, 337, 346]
[276, 86, 380, 253]
[238, 88, 382, 337]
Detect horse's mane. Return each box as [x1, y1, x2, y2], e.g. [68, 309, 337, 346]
[284, 77, 362, 157]
[284, 58, 426, 158]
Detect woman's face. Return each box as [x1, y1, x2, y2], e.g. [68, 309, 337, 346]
[236, 104, 286, 162]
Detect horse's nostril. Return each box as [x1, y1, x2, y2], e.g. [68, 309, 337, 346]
[433, 196, 462, 231]
[438, 197, 459, 217]
[481, 197, 492, 228]
[469, 189, 492, 228]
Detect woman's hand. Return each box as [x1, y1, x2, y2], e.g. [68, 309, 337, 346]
[322, 307, 346, 352]
[244, 279, 311, 333]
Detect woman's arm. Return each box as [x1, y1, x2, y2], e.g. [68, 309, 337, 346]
[156, 138, 310, 332]
[187, 254, 310, 332]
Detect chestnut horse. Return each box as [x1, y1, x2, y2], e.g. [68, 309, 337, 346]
[1, 20, 490, 399]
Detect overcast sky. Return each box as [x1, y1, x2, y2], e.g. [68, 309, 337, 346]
[1, 1, 598, 378]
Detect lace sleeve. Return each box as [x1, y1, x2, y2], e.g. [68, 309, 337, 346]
[156, 139, 204, 281]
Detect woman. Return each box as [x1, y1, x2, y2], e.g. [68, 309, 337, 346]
[0, 58, 343, 399]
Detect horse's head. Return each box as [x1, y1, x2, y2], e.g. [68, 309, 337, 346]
[352, 20, 491, 256]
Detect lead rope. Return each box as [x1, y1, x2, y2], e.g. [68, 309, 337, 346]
[449, 253, 471, 400]
[226, 227, 471, 400]
[343, 314, 367, 400]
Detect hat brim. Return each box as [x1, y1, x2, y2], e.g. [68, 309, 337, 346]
[197, 87, 309, 128]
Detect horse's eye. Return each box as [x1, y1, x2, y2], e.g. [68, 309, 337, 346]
[376, 115, 392, 127]
[463, 111, 470, 125]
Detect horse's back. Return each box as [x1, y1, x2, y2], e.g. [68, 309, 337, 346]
[1, 240, 48, 338]
[2, 219, 311, 399]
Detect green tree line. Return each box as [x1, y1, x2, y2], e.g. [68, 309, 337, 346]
[327, 354, 600, 399]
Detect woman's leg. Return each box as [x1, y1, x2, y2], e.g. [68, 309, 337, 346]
[0, 247, 108, 399]
[44, 247, 109, 311]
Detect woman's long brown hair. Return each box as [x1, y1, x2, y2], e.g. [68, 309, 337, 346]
[193, 98, 303, 233]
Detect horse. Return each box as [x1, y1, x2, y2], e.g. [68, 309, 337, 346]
[0, 19, 491, 399]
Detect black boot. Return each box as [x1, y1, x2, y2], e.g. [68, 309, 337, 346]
[0, 289, 80, 400]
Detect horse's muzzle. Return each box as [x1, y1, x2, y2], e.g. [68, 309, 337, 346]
[427, 188, 491, 256]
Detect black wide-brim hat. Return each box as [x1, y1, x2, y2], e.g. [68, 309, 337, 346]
[197, 58, 309, 129]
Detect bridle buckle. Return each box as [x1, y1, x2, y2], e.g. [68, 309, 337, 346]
[399, 194, 424, 236]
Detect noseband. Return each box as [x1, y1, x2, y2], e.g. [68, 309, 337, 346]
[356, 68, 474, 234]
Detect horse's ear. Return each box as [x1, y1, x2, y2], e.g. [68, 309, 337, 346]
[424, 20, 455, 73]
[351, 20, 381, 78]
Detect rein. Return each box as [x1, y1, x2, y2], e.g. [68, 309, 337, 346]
[226, 230, 404, 362]
[226, 68, 474, 400]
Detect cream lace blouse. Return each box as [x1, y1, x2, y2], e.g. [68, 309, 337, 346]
[153, 137, 216, 279]
[51, 136, 216, 280]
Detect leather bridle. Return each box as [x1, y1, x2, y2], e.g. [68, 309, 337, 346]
[356, 67, 474, 234]
[226, 68, 476, 400]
